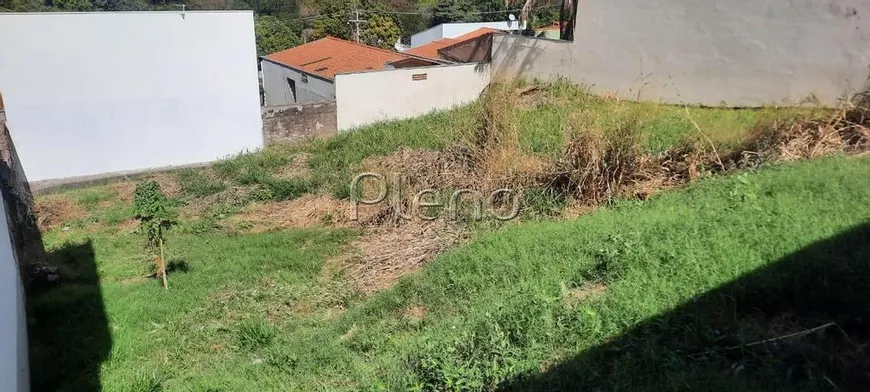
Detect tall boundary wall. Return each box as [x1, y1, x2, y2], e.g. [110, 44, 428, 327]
[0, 120, 31, 392]
[335, 63, 491, 131]
[0, 11, 263, 182]
[492, 0, 870, 107]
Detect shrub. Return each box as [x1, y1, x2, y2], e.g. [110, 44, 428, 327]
[133, 181, 177, 289]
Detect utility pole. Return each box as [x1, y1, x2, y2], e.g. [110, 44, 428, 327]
[348, 9, 367, 44]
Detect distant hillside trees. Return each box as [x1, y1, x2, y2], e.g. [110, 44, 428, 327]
[255, 14, 301, 55]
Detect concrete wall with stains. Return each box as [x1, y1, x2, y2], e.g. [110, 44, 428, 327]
[262, 101, 337, 144]
[492, 0, 870, 107]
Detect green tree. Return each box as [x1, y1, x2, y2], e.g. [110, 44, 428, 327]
[471, 0, 509, 22]
[310, 0, 401, 48]
[255, 14, 301, 55]
[432, 0, 475, 25]
[360, 13, 401, 49]
[51, 0, 96, 11]
[310, 0, 353, 41]
[133, 181, 177, 289]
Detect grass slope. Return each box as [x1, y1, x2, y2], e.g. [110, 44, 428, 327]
[29, 155, 870, 391]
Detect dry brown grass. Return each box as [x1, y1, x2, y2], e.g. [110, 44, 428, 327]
[404, 305, 429, 321]
[233, 194, 355, 232]
[724, 106, 870, 169]
[233, 194, 390, 232]
[34, 197, 88, 231]
[548, 114, 662, 204]
[465, 84, 551, 191]
[562, 282, 607, 308]
[343, 221, 465, 293]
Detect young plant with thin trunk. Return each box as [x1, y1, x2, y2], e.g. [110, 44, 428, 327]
[133, 180, 177, 289]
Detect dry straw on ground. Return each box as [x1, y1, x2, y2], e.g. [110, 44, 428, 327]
[234, 194, 356, 232]
[33, 197, 88, 231]
[344, 221, 465, 293]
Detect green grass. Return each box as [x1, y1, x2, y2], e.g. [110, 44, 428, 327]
[153, 80, 823, 205]
[29, 155, 870, 391]
[28, 80, 854, 390]
[513, 81, 829, 156]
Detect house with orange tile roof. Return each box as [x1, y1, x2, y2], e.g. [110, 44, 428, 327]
[390, 28, 505, 68]
[261, 37, 411, 105]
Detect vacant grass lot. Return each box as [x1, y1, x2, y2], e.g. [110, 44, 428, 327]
[28, 82, 866, 391]
[29, 155, 870, 391]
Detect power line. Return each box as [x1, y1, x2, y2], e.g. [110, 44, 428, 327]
[369, 4, 559, 16]
[285, 3, 559, 23]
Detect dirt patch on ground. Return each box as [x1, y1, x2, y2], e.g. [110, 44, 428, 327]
[234, 194, 369, 232]
[149, 172, 181, 197]
[404, 305, 429, 322]
[344, 221, 466, 293]
[34, 197, 88, 231]
[562, 283, 607, 308]
[105, 181, 136, 204]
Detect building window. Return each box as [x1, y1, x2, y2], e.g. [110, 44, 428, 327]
[412, 73, 428, 81]
[286, 77, 297, 103]
[301, 74, 308, 83]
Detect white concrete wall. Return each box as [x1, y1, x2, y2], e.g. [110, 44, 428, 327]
[335, 63, 490, 130]
[0, 11, 263, 181]
[411, 24, 444, 48]
[492, 0, 870, 107]
[261, 59, 335, 105]
[411, 21, 523, 47]
[0, 191, 29, 392]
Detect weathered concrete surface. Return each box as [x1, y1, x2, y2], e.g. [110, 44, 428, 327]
[262, 101, 337, 144]
[492, 0, 870, 107]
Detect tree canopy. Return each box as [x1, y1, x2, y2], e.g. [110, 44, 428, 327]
[310, 0, 402, 49]
[255, 14, 301, 55]
[2, 0, 564, 58]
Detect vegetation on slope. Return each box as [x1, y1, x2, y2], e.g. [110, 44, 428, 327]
[28, 81, 870, 390]
[30, 155, 870, 390]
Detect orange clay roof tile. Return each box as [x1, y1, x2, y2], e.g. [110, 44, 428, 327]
[265, 37, 409, 80]
[402, 28, 501, 61]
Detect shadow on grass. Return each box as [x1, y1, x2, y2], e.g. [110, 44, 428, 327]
[501, 223, 870, 391]
[27, 240, 111, 392]
[166, 259, 190, 275]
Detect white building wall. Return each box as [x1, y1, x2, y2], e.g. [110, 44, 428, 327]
[0, 11, 263, 181]
[410, 24, 444, 47]
[491, 0, 870, 107]
[0, 190, 29, 392]
[261, 59, 335, 105]
[411, 21, 523, 47]
[335, 63, 490, 131]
